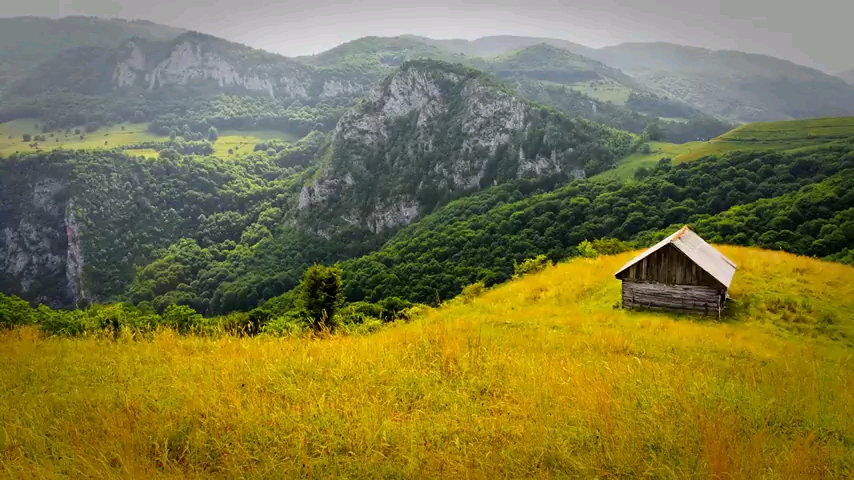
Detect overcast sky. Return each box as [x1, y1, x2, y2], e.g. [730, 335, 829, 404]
[4, 0, 852, 73]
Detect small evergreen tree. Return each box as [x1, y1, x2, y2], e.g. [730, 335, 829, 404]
[299, 264, 343, 331]
[208, 126, 219, 142]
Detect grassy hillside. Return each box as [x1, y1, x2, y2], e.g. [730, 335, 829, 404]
[2, 246, 853, 477]
[598, 117, 854, 180]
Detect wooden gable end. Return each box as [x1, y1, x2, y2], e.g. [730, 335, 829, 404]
[615, 244, 724, 289]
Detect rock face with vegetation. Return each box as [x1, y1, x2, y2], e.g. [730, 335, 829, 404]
[0, 148, 314, 309]
[15, 32, 357, 101]
[299, 60, 634, 234]
[0, 177, 76, 307]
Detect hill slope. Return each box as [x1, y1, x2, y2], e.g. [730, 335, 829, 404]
[1, 30, 369, 137]
[598, 116, 854, 180]
[2, 246, 853, 477]
[478, 43, 727, 140]
[588, 43, 854, 123]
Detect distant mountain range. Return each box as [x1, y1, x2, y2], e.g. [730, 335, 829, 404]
[1, 16, 853, 127]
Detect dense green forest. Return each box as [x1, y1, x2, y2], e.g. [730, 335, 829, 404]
[0, 144, 319, 305]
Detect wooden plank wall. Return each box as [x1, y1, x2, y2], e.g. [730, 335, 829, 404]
[617, 245, 721, 288]
[622, 281, 724, 315]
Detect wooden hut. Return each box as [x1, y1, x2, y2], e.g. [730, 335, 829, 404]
[614, 226, 736, 316]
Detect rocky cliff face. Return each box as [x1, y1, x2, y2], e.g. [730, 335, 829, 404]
[16, 33, 369, 102]
[105, 35, 367, 101]
[298, 60, 631, 234]
[0, 179, 85, 307]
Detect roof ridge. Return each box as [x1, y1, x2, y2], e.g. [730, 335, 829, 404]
[614, 225, 736, 288]
[672, 225, 690, 240]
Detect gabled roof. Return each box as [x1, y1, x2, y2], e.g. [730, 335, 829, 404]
[614, 226, 737, 288]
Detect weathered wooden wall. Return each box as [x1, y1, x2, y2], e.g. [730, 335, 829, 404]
[622, 280, 725, 315]
[616, 244, 722, 288]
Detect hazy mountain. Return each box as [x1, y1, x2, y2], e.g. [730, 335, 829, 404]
[399, 34, 597, 59]
[2, 30, 372, 137]
[483, 43, 637, 87]
[0, 16, 185, 88]
[0, 15, 847, 134]
[588, 42, 854, 122]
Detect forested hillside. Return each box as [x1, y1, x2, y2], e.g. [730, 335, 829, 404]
[0, 144, 320, 308]
[120, 125, 854, 316]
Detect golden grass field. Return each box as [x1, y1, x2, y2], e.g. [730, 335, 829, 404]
[597, 117, 854, 181]
[2, 246, 853, 478]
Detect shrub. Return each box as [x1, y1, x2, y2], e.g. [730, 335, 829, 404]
[577, 240, 599, 258]
[461, 282, 486, 303]
[262, 313, 308, 336]
[0, 293, 36, 329]
[162, 304, 203, 334]
[513, 254, 550, 278]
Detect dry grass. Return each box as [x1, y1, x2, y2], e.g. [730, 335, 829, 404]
[2, 247, 853, 478]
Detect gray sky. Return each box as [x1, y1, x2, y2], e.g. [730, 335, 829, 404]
[5, 0, 852, 73]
